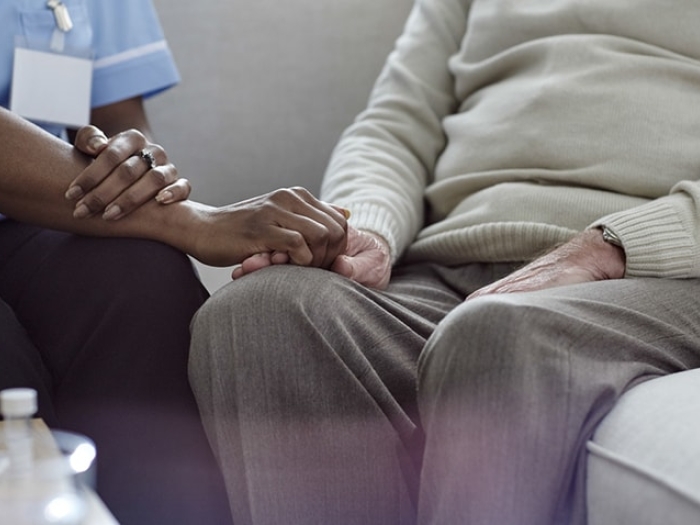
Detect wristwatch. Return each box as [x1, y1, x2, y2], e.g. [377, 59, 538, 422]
[600, 226, 623, 247]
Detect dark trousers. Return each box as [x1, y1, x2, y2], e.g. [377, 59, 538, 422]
[0, 221, 232, 525]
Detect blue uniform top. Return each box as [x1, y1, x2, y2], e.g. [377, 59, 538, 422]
[1, 0, 180, 135]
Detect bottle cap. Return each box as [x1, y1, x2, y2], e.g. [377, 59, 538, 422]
[0, 388, 38, 418]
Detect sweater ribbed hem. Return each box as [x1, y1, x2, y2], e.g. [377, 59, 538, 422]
[404, 222, 578, 265]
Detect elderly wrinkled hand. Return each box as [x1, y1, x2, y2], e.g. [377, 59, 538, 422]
[467, 228, 626, 300]
[231, 223, 391, 289]
[329, 226, 392, 289]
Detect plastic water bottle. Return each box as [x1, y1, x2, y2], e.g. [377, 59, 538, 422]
[0, 388, 87, 525]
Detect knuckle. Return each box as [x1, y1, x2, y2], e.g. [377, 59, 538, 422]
[118, 163, 142, 183]
[101, 147, 124, 166]
[146, 167, 168, 186]
[74, 171, 100, 189]
[151, 143, 167, 160]
[279, 187, 298, 200]
[75, 125, 95, 144]
[175, 178, 192, 196]
[121, 128, 145, 142]
[307, 228, 330, 248]
[286, 233, 307, 251]
[115, 192, 138, 210]
[330, 221, 346, 240]
[83, 194, 108, 212]
[267, 188, 286, 203]
[114, 129, 147, 153]
[163, 167, 179, 184]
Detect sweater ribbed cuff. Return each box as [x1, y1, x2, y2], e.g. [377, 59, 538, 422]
[344, 201, 409, 263]
[592, 201, 696, 278]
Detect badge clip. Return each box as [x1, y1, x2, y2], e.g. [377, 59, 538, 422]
[47, 0, 73, 33]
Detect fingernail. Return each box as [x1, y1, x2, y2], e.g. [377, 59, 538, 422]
[88, 135, 108, 151]
[155, 190, 173, 204]
[65, 185, 84, 200]
[342, 208, 351, 219]
[73, 204, 90, 219]
[102, 205, 122, 221]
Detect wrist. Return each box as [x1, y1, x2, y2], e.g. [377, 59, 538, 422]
[113, 199, 210, 255]
[358, 228, 391, 257]
[155, 200, 212, 255]
[590, 227, 626, 279]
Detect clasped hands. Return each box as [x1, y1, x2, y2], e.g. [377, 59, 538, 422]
[70, 125, 624, 296]
[67, 125, 190, 221]
[69, 125, 390, 288]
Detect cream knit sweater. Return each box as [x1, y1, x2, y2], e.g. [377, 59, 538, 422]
[321, 0, 700, 278]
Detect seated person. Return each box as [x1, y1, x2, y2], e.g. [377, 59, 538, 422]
[187, 1, 700, 524]
[0, 2, 346, 524]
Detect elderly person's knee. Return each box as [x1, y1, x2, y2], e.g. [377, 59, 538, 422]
[419, 294, 565, 394]
[194, 265, 348, 324]
[189, 265, 354, 376]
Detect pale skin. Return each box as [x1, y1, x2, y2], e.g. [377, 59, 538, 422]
[467, 228, 626, 299]
[334, 228, 626, 296]
[233, 226, 626, 297]
[0, 106, 347, 268]
[231, 223, 393, 288]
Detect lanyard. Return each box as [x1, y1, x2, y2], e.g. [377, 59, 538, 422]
[46, 1, 73, 52]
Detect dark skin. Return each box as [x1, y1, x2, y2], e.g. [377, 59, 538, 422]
[0, 106, 347, 268]
[89, 96, 152, 138]
[65, 97, 191, 221]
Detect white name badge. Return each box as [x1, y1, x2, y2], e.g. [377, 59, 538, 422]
[10, 47, 92, 128]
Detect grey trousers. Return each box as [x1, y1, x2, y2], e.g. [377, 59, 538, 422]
[189, 262, 700, 525]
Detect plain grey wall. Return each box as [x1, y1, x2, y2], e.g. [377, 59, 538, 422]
[148, 0, 413, 204]
[147, 0, 413, 290]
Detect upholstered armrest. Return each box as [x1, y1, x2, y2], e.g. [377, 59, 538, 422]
[587, 368, 700, 525]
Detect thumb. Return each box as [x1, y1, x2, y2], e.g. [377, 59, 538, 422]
[331, 255, 356, 280]
[74, 125, 109, 156]
[329, 205, 351, 220]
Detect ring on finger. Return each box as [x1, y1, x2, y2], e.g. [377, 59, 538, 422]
[139, 149, 158, 170]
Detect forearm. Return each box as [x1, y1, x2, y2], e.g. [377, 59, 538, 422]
[467, 228, 626, 300]
[0, 107, 199, 247]
[1, 108, 348, 268]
